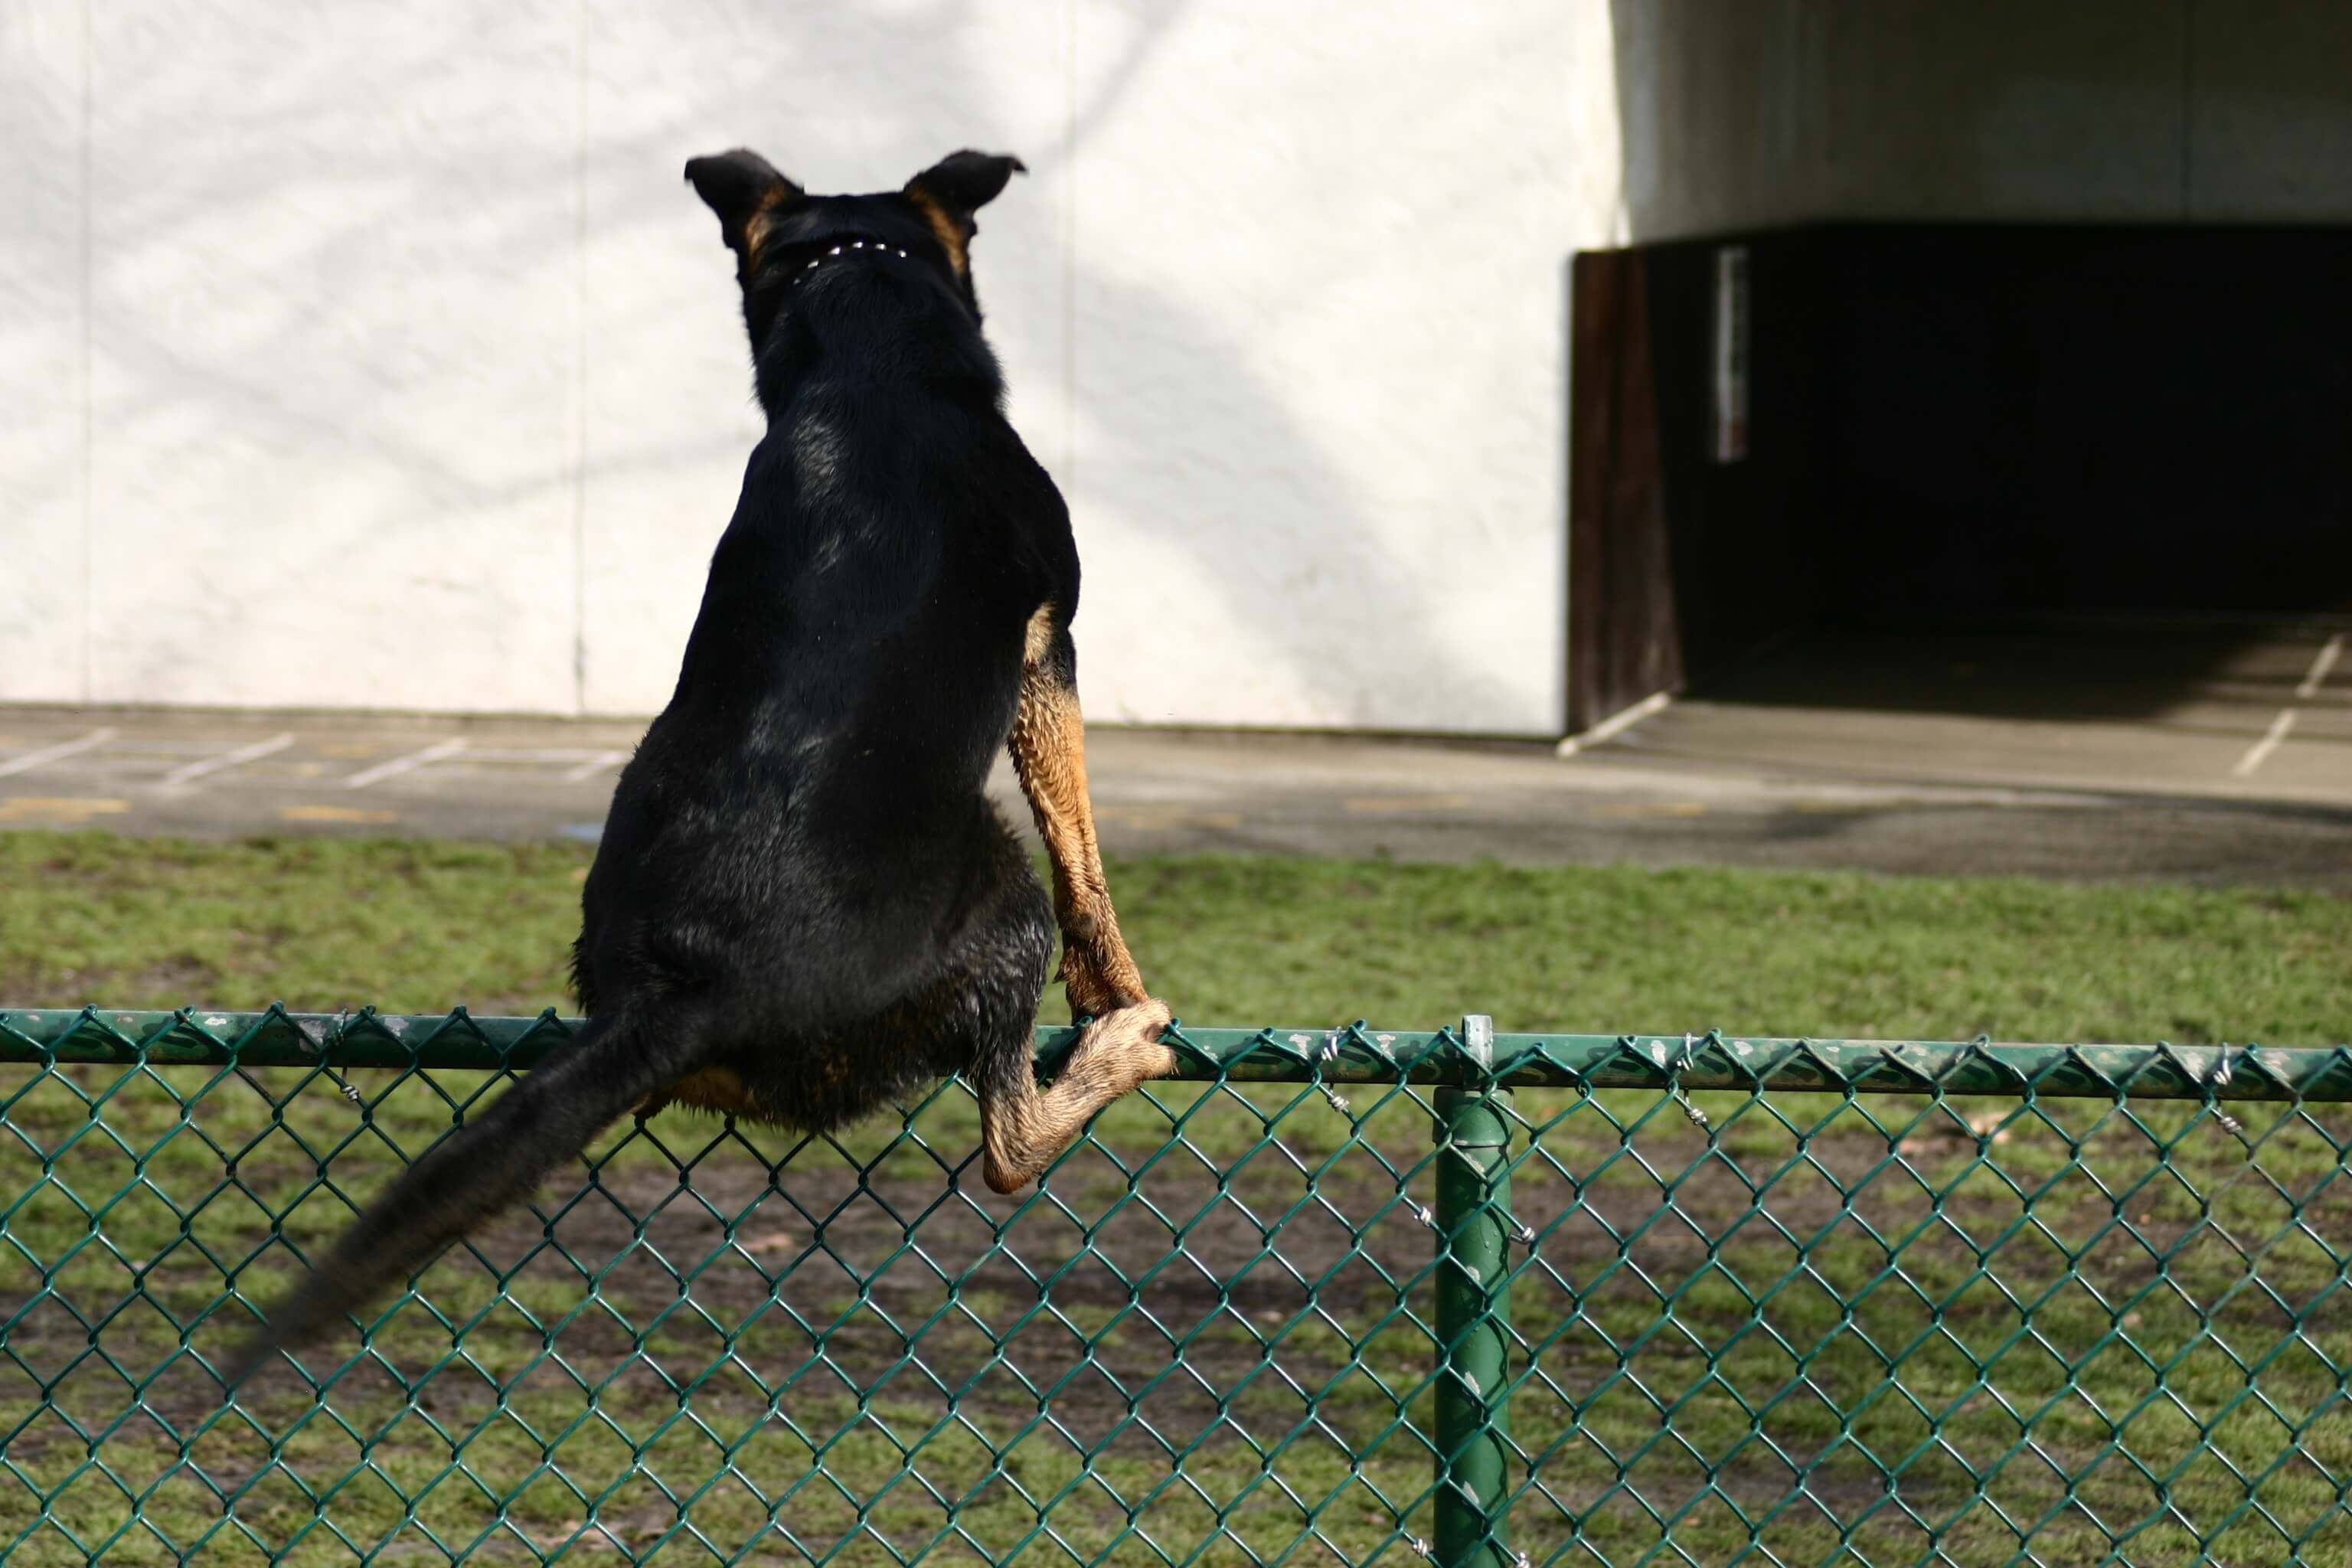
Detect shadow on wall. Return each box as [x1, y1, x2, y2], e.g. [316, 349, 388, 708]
[1064, 266, 1524, 732]
[8, 0, 1521, 728]
[854, 0, 1521, 731]
[11, 8, 755, 711]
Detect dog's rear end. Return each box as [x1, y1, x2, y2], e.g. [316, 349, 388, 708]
[227, 149, 1172, 1387]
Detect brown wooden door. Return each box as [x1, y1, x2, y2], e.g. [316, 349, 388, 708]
[1568, 248, 1684, 736]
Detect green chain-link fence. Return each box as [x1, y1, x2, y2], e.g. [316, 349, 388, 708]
[5, 1005, 2350, 1567]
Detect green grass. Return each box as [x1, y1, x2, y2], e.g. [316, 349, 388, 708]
[2, 830, 2347, 1042]
[2, 831, 2350, 1567]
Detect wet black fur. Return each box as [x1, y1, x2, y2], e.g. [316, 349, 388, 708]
[228, 149, 1082, 1384]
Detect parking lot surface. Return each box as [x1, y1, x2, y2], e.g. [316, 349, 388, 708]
[2, 621, 2345, 888]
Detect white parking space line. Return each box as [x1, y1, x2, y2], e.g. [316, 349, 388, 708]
[1555, 691, 1675, 759]
[0, 727, 119, 779]
[2295, 633, 2343, 700]
[344, 737, 467, 789]
[560, 750, 630, 783]
[2233, 709, 2298, 778]
[2231, 632, 2341, 779]
[158, 733, 295, 789]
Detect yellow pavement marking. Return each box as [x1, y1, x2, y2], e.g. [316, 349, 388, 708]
[279, 805, 400, 824]
[1341, 794, 1473, 815]
[1096, 806, 1243, 831]
[1592, 802, 1708, 818]
[0, 796, 130, 822]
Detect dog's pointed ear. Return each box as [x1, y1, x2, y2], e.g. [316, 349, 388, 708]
[684, 149, 804, 266]
[903, 151, 1024, 278]
[904, 150, 1025, 225]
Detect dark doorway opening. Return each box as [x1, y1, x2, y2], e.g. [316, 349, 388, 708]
[1566, 223, 2352, 736]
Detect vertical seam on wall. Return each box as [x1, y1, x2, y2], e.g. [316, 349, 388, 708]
[2178, 0, 2197, 220]
[1557, 258, 1573, 737]
[571, 0, 590, 715]
[78, 0, 94, 703]
[1061, 0, 1078, 501]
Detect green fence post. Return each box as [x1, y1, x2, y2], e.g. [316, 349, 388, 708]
[1434, 1014, 1514, 1568]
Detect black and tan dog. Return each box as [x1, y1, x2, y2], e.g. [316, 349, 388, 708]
[228, 149, 1174, 1380]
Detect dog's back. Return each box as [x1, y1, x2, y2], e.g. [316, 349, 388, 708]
[577, 250, 1071, 1027]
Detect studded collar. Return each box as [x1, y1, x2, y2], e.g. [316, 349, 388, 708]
[791, 238, 912, 287]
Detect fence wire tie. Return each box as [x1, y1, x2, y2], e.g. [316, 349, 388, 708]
[1292, 1031, 1352, 1114]
[1671, 1032, 1710, 1129]
[296, 1010, 364, 1106]
[1319, 1032, 1351, 1112]
[2210, 1044, 2245, 1139]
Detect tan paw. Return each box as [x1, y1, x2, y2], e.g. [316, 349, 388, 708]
[1072, 996, 1178, 1083]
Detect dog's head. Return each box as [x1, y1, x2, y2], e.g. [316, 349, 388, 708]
[684, 148, 1024, 349]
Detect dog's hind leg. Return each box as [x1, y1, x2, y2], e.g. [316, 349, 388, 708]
[976, 998, 1177, 1193]
[938, 850, 1174, 1194]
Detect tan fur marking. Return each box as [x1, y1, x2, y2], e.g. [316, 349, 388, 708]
[740, 183, 798, 275]
[904, 186, 970, 277]
[642, 1065, 766, 1122]
[1008, 649, 1146, 1016]
[978, 1000, 1176, 1192]
[1023, 603, 1057, 665]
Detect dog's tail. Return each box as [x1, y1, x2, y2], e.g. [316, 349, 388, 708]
[222, 1001, 709, 1390]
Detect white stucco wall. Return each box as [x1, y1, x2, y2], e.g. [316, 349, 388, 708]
[0, 0, 1629, 736]
[8, 2, 2349, 733]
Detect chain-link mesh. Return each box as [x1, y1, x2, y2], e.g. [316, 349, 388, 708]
[4, 1007, 2349, 1567]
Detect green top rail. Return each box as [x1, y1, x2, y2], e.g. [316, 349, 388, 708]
[5, 1004, 2348, 1100]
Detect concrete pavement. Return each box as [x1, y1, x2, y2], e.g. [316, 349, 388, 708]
[1, 619, 2347, 890]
